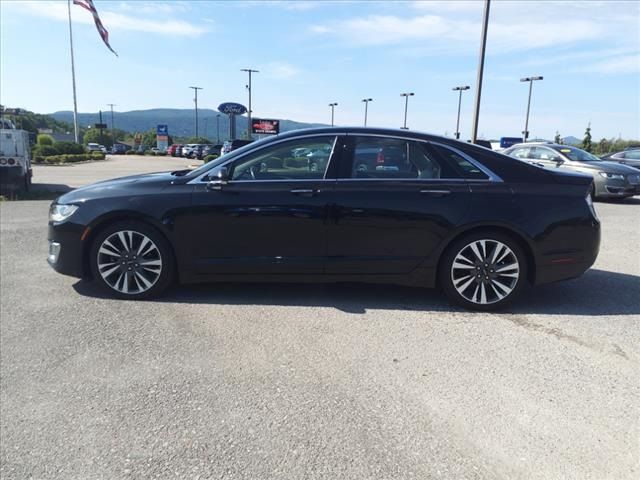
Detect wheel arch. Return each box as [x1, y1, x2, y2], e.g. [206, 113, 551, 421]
[81, 211, 178, 280]
[435, 224, 537, 286]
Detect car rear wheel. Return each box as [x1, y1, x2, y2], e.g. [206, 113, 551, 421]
[90, 221, 175, 299]
[440, 232, 527, 311]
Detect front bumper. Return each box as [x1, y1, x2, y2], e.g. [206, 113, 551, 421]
[47, 222, 86, 278]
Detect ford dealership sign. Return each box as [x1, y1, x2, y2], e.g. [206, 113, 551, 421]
[218, 102, 247, 115]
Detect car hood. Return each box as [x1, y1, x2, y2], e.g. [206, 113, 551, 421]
[572, 160, 639, 174]
[55, 171, 177, 204]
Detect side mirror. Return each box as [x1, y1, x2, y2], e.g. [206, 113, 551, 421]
[206, 166, 229, 191]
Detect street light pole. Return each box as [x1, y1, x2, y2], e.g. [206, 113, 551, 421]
[520, 76, 543, 142]
[452, 86, 470, 140]
[107, 103, 116, 145]
[362, 98, 373, 126]
[400, 92, 414, 129]
[329, 102, 338, 126]
[189, 86, 202, 138]
[241, 68, 259, 139]
[216, 114, 221, 143]
[470, 0, 491, 144]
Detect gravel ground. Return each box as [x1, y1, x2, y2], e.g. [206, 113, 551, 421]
[1, 182, 638, 479]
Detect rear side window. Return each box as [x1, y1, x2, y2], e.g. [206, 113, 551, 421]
[430, 144, 489, 180]
[350, 137, 461, 179]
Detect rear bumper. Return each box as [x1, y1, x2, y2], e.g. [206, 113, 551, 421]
[534, 220, 601, 285]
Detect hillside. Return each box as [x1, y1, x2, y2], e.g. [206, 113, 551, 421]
[50, 108, 326, 139]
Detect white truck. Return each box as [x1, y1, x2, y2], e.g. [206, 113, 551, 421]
[0, 118, 32, 192]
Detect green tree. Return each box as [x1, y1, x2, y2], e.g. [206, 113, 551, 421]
[581, 123, 592, 152]
[37, 134, 54, 146]
[184, 136, 212, 144]
[83, 128, 111, 148]
[594, 138, 610, 156]
[554, 131, 562, 144]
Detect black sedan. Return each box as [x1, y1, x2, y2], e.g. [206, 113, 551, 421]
[47, 128, 600, 311]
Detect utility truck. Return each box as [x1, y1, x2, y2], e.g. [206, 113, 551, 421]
[0, 118, 32, 193]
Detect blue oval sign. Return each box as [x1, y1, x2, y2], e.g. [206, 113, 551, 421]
[218, 102, 247, 115]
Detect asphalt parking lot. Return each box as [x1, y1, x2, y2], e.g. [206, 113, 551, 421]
[1, 157, 639, 479]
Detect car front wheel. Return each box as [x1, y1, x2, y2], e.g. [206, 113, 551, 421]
[89, 221, 175, 299]
[440, 233, 527, 311]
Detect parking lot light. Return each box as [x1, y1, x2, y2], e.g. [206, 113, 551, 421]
[362, 98, 373, 127]
[241, 69, 259, 139]
[452, 86, 470, 140]
[329, 102, 338, 126]
[520, 76, 544, 142]
[400, 93, 414, 130]
[189, 86, 203, 138]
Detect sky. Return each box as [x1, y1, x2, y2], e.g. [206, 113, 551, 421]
[1, 0, 639, 140]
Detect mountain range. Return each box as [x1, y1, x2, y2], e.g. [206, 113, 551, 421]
[50, 108, 326, 139]
[49, 109, 585, 145]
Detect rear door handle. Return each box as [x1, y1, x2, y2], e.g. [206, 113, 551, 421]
[290, 188, 318, 197]
[420, 189, 451, 196]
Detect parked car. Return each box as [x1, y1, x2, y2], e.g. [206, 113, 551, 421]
[136, 145, 150, 154]
[167, 144, 181, 157]
[111, 144, 129, 155]
[220, 139, 253, 156]
[150, 147, 161, 154]
[201, 144, 223, 158]
[182, 144, 198, 158]
[86, 143, 103, 153]
[599, 149, 640, 170]
[503, 143, 640, 199]
[47, 127, 601, 311]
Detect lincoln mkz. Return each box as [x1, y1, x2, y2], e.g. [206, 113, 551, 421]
[48, 128, 600, 310]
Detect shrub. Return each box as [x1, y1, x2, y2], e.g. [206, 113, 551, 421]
[156, 151, 167, 156]
[204, 154, 219, 163]
[32, 145, 58, 160]
[54, 141, 84, 154]
[37, 134, 54, 146]
[145, 150, 156, 156]
[41, 153, 106, 164]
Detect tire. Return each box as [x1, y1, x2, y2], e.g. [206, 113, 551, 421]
[439, 232, 528, 311]
[89, 221, 175, 299]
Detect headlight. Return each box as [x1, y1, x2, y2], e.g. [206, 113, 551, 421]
[49, 204, 79, 222]
[598, 172, 624, 180]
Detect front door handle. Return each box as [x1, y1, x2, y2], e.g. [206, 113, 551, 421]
[420, 189, 451, 196]
[290, 188, 318, 197]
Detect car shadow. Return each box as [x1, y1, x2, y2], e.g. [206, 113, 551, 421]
[73, 268, 639, 316]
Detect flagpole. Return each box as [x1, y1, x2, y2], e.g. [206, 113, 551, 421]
[67, 0, 79, 143]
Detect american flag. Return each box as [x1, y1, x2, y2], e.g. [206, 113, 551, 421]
[73, 0, 117, 56]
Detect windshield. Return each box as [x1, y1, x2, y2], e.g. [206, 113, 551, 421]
[185, 136, 275, 179]
[552, 146, 600, 162]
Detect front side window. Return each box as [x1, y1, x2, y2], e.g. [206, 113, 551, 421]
[350, 137, 459, 179]
[230, 136, 336, 181]
[530, 147, 562, 161]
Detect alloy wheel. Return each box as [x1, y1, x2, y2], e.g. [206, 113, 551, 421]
[96, 230, 163, 295]
[450, 239, 520, 305]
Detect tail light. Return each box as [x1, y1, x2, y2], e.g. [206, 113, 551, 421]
[376, 150, 384, 164]
[0, 158, 6, 165]
[7, 158, 15, 165]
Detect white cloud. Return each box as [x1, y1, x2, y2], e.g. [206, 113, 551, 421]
[264, 62, 301, 79]
[7, 1, 210, 36]
[310, 1, 639, 55]
[574, 54, 640, 75]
